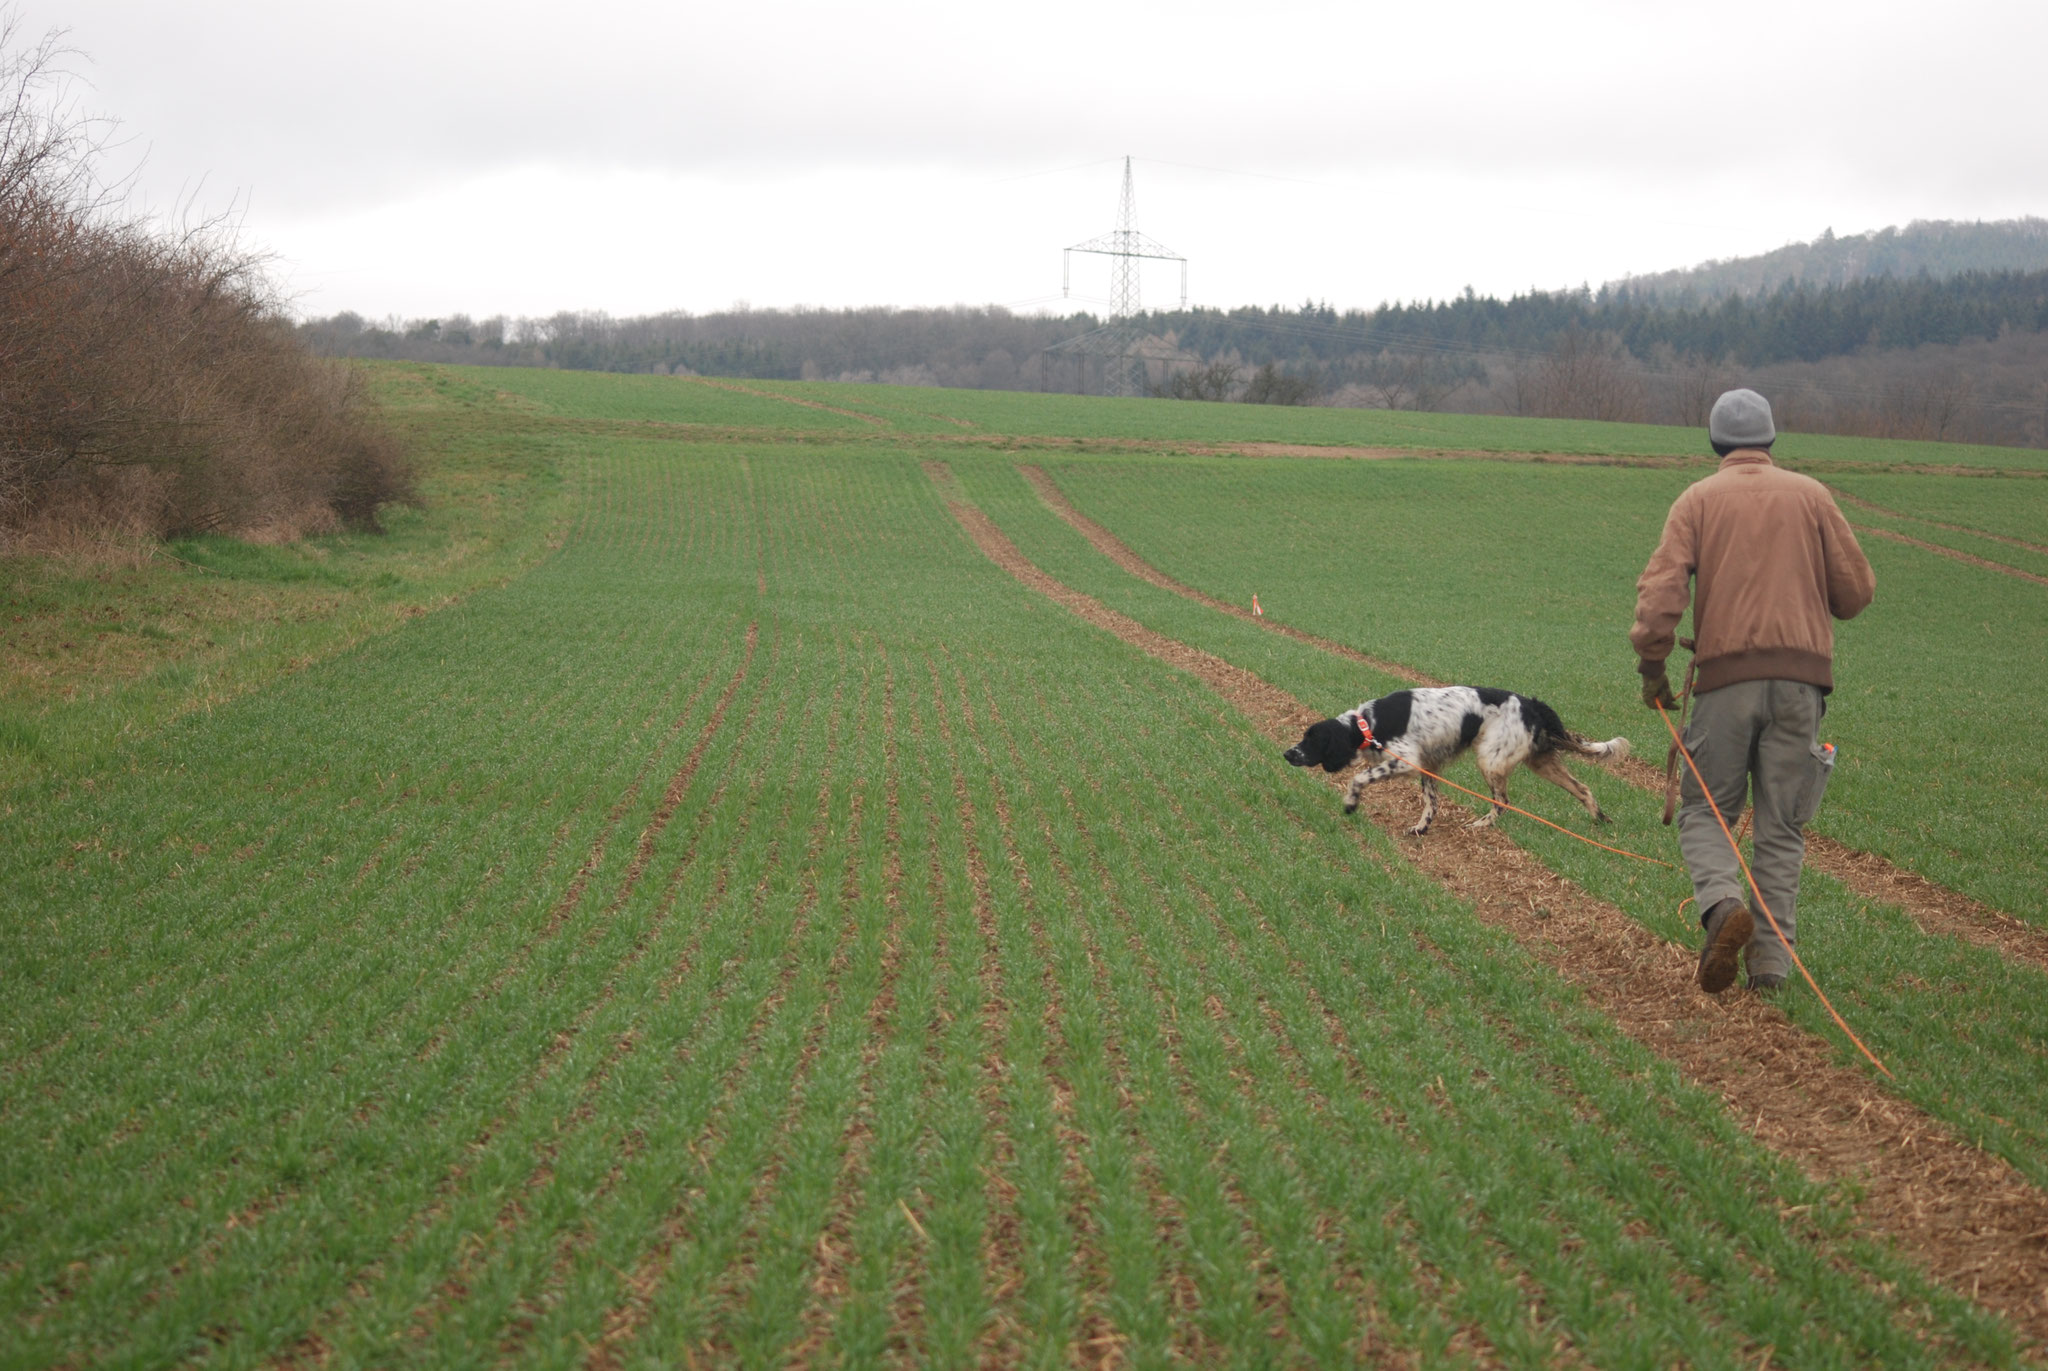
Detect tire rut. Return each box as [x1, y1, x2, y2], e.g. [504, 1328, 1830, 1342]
[1019, 463, 1435, 686]
[1827, 486, 2048, 557]
[1852, 523, 2048, 586]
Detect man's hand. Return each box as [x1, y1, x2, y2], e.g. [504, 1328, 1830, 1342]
[1640, 663, 1679, 711]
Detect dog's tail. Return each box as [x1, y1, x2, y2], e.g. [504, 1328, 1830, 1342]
[1558, 732, 1632, 762]
[1526, 696, 1630, 762]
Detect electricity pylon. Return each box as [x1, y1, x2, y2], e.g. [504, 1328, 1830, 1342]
[1042, 156, 1187, 397]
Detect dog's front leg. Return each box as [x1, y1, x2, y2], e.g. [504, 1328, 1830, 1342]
[1343, 756, 1409, 815]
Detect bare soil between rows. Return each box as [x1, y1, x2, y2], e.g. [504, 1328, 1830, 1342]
[1018, 462, 2048, 979]
[933, 460, 2048, 1353]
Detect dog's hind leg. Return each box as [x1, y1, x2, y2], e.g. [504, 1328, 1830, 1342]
[1408, 773, 1440, 835]
[1466, 762, 1513, 830]
[1464, 729, 1522, 830]
[1530, 751, 1608, 824]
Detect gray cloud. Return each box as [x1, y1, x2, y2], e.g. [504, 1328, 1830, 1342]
[35, 0, 2048, 210]
[23, 0, 2045, 314]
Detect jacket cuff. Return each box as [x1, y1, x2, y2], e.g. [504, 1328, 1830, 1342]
[1637, 658, 1668, 677]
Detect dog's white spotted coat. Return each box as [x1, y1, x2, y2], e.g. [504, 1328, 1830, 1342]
[1315, 686, 1629, 835]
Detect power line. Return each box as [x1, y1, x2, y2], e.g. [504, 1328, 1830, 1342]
[987, 155, 1124, 186]
[1131, 155, 1329, 188]
[1042, 157, 1189, 398]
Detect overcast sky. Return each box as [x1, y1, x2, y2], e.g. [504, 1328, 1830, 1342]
[21, 0, 2047, 321]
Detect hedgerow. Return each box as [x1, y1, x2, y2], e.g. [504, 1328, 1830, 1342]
[0, 20, 411, 550]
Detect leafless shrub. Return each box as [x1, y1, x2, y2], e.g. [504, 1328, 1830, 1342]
[1530, 326, 1646, 422]
[0, 15, 412, 546]
[1242, 362, 1317, 406]
[1642, 343, 1741, 428]
[1155, 360, 1240, 401]
[1341, 349, 1481, 412]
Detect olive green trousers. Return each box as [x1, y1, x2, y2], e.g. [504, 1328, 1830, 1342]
[1677, 679, 1836, 981]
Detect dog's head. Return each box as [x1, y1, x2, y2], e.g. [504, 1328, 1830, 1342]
[1284, 717, 1371, 773]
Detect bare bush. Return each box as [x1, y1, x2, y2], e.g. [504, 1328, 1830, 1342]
[0, 17, 412, 547]
[1242, 362, 1317, 406]
[1342, 349, 1481, 412]
[1155, 360, 1240, 401]
[1530, 327, 1646, 422]
[1643, 343, 1741, 428]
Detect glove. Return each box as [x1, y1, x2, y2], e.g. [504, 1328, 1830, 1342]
[1640, 662, 1679, 711]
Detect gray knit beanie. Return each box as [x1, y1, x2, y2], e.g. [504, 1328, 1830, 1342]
[1709, 388, 1776, 448]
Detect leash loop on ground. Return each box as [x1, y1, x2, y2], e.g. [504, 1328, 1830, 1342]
[1656, 701, 1893, 1080]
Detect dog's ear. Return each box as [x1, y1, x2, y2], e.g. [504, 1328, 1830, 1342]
[1307, 718, 1360, 773]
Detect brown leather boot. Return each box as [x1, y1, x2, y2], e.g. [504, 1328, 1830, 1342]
[1696, 898, 1754, 994]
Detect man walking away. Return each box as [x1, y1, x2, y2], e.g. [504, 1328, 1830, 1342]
[1632, 389, 1876, 993]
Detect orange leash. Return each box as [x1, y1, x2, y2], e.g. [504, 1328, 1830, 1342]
[1655, 701, 1892, 1079]
[1376, 757, 1677, 868]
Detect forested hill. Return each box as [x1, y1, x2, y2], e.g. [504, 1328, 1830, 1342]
[1608, 218, 2048, 301]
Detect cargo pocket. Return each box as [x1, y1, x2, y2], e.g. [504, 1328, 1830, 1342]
[1792, 742, 1836, 825]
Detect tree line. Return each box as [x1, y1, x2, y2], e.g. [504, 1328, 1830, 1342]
[308, 267, 2048, 380]
[302, 262, 2048, 448]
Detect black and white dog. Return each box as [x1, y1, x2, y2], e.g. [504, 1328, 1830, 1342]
[1283, 687, 1629, 835]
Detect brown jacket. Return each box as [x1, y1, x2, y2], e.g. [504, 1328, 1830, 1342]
[1632, 450, 1875, 694]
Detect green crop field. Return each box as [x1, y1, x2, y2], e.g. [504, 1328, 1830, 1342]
[5, 369, 2046, 1369]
